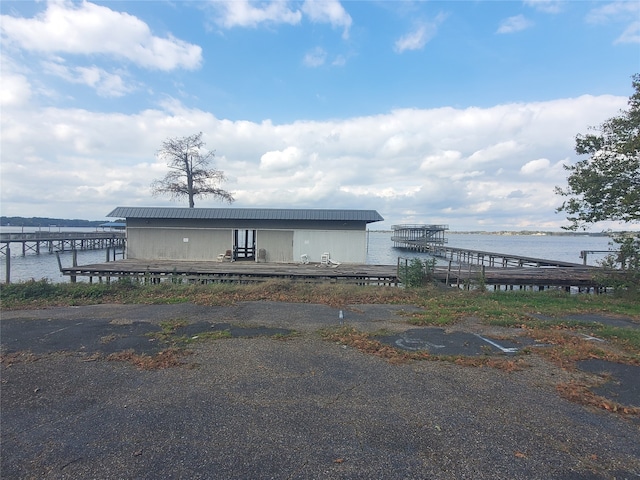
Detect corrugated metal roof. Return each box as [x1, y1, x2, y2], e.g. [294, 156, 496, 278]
[107, 207, 384, 223]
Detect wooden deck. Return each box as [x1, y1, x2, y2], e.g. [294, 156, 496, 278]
[61, 260, 400, 286]
[59, 258, 613, 291]
[435, 265, 604, 291]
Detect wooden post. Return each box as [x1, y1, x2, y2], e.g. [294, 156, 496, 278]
[106, 247, 110, 262]
[5, 245, 10, 284]
[55, 251, 63, 272]
[71, 250, 77, 283]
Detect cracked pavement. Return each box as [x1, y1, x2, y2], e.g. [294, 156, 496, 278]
[1, 303, 639, 479]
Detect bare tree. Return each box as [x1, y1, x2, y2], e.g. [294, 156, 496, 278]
[151, 132, 234, 208]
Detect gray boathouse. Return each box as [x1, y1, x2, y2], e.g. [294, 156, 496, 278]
[107, 207, 383, 264]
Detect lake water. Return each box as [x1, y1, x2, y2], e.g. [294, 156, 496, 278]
[1, 227, 614, 284]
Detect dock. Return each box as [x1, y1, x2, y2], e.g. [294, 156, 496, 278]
[1, 231, 125, 256]
[60, 260, 400, 286]
[44, 224, 614, 291]
[58, 258, 612, 292]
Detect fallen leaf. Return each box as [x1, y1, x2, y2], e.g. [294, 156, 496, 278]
[515, 451, 527, 458]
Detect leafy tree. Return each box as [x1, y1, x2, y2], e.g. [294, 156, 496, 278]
[555, 74, 639, 230]
[151, 132, 234, 208]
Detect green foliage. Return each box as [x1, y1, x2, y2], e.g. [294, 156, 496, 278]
[408, 289, 640, 327]
[0, 278, 58, 300]
[556, 74, 640, 229]
[597, 232, 640, 293]
[399, 257, 436, 287]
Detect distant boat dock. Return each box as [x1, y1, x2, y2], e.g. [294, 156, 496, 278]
[392, 224, 616, 291]
[392, 224, 585, 267]
[0, 231, 125, 256]
[1, 231, 126, 283]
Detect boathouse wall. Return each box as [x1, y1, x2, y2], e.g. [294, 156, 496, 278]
[123, 217, 370, 263]
[126, 226, 232, 261]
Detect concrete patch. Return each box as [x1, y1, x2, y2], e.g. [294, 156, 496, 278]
[377, 328, 536, 356]
[576, 359, 640, 408]
[0, 318, 161, 355]
[173, 321, 293, 339]
[0, 318, 293, 357]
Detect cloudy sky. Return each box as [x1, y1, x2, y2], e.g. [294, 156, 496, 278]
[1, 0, 638, 230]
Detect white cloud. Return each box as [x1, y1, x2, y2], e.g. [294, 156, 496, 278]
[0, 0, 202, 71]
[615, 20, 640, 44]
[303, 47, 327, 67]
[520, 158, 550, 175]
[586, 1, 640, 24]
[0, 72, 32, 107]
[496, 15, 534, 34]
[42, 60, 134, 97]
[209, 0, 352, 38]
[394, 13, 447, 53]
[586, 1, 640, 44]
[301, 0, 352, 39]
[211, 0, 302, 28]
[0, 94, 629, 229]
[524, 0, 563, 14]
[259, 146, 304, 171]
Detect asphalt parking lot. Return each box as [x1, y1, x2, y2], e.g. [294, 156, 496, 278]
[1, 302, 639, 479]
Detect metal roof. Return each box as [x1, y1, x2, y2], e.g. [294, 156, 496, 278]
[107, 207, 384, 223]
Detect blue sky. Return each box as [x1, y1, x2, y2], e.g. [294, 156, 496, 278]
[1, 0, 639, 230]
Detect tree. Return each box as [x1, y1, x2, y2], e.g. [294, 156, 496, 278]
[151, 132, 234, 208]
[555, 74, 640, 230]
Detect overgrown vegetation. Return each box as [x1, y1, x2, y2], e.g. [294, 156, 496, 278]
[597, 232, 640, 293]
[404, 289, 640, 327]
[0, 278, 420, 309]
[397, 257, 436, 287]
[2, 279, 639, 319]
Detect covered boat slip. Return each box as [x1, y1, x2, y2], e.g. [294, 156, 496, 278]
[111, 207, 383, 265]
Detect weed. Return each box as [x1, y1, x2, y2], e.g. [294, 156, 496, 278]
[556, 382, 640, 416]
[107, 348, 191, 370]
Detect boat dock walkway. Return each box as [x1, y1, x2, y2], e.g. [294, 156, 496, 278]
[424, 244, 585, 268]
[58, 258, 608, 292]
[1, 231, 125, 256]
[60, 259, 400, 286]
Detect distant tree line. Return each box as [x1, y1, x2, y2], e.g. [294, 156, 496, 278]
[1, 217, 106, 227]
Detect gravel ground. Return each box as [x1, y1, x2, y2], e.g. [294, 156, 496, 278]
[1, 303, 639, 479]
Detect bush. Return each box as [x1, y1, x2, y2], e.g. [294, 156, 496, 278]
[0, 278, 58, 301]
[598, 233, 640, 294]
[400, 258, 436, 287]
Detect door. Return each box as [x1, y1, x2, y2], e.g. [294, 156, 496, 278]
[233, 229, 256, 261]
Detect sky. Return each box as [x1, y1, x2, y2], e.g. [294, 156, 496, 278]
[1, 0, 639, 231]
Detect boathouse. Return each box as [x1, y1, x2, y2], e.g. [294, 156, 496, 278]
[107, 207, 383, 264]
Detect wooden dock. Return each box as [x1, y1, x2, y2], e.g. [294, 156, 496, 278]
[60, 259, 400, 286]
[0, 232, 125, 256]
[433, 264, 603, 291]
[58, 258, 613, 292]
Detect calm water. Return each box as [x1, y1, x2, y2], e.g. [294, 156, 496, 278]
[1, 227, 614, 283]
